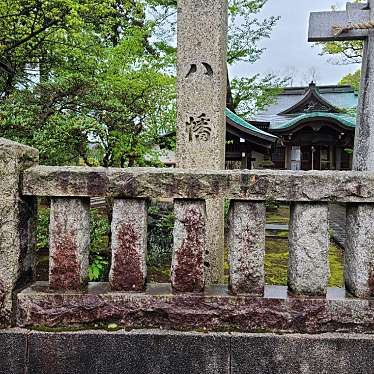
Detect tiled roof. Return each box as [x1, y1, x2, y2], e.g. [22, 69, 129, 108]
[250, 84, 358, 130]
[272, 112, 356, 132]
[224, 108, 278, 141]
[259, 85, 358, 115]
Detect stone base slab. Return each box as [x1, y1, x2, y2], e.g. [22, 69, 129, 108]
[2, 328, 374, 373]
[17, 282, 374, 333]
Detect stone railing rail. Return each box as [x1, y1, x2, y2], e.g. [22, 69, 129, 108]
[1, 138, 374, 333]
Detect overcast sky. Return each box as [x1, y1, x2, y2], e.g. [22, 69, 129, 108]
[230, 0, 361, 86]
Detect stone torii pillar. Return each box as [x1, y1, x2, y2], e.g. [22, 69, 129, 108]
[309, 1, 374, 298]
[309, 1, 374, 171]
[176, 0, 228, 283]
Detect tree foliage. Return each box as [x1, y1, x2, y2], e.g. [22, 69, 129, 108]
[0, 0, 176, 166]
[319, 40, 363, 65]
[230, 74, 287, 116]
[339, 69, 361, 92]
[317, 1, 364, 65]
[0, 0, 281, 166]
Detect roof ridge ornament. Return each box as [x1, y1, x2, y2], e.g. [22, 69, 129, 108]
[279, 83, 339, 115]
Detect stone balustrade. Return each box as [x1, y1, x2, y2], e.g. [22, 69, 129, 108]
[1, 139, 374, 333]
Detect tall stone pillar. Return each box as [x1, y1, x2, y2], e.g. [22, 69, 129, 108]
[346, 1, 374, 298]
[0, 138, 38, 326]
[353, 26, 374, 170]
[176, 0, 228, 283]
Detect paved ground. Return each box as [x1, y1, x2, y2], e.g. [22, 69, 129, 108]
[329, 204, 347, 249]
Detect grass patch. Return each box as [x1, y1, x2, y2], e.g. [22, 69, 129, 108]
[266, 230, 289, 238]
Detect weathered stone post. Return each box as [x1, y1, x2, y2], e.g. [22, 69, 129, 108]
[346, 1, 374, 298]
[227, 201, 266, 295]
[49, 198, 90, 290]
[172, 200, 207, 292]
[176, 0, 228, 284]
[109, 199, 148, 291]
[0, 138, 38, 326]
[288, 203, 329, 296]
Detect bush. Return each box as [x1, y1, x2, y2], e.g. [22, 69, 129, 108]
[36, 205, 111, 281]
[36, 202, 176, 280]
[265, 197, 279, 212]
[90, 209, 110, 252]
[147, 202, 174, 267]
[36, 206, 50, 251]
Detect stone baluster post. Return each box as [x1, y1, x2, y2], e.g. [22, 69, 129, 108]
[109, 199, 148, 291]
[49, 198, 90, 290]
[345, 204, 374, 298]
[309, 0, 374, 299]
[172, 200, 207, 293]
[288, 203, 329, 296]
[0, 138, 38, 327]
[227, 201, 266, 295]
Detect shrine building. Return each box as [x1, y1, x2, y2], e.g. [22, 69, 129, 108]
[157, 83, 357, 171]
[245, 82, 357, 171]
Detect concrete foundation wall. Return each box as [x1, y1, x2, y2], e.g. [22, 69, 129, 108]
[2, 329, 374, 374]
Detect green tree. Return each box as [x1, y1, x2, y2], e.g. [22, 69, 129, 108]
[0, 0, 176, 166]
[317, 1, 364, 65]
[339, 69, 361, 92]
[319, 40, 363, 65]
[148, 0, 284, 116]
[230, 74, 287, 116]
[0, 0, 282, 167]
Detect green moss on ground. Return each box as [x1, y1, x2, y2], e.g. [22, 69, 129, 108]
[265, 239, 289, 285]
[148, 266, 171, 283]
[266, 230, 289, 238]
[264, 239, 344, 287]
[143, 202, 345, 289]
[328, 243, 344, 288]
[266, 206, 290, 224]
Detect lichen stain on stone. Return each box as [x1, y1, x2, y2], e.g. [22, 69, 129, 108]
[185, 177, 202, 198]
[86, 172, 106, 195]
[250, 176, 270, 196]
[368, 265, 374, 297]
[173, 206, 205, 293]
[0, 279, 5, 309]
[240, 173, 250, 195]
[231, 225, 262, 295]
[50, 225, 82, 290]
[121, 176, 139, 196]
[209, 176, 221, 194]
[59, 171, 71, 193]
[110, 223, 144, 291]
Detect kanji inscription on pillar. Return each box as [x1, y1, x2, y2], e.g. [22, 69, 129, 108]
[176, 0, 227, 169]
